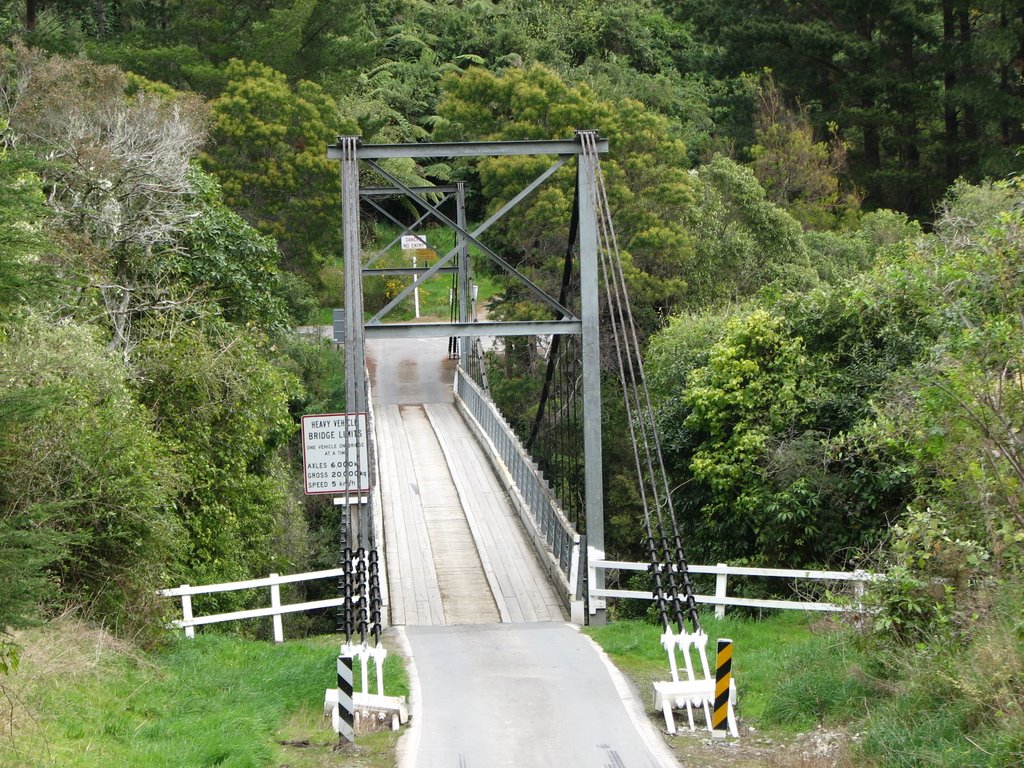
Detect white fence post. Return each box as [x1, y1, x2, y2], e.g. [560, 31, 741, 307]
[715, 564, 728, 619]
[180, 586, 196, 639]
[269, 574, 284, 643]
[853, 570, 867, 603]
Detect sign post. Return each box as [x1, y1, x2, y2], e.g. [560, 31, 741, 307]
[401, 235, 430, 319]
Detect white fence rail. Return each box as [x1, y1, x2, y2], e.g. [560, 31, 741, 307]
[590, 560, 873, 616]
[159, 567, 347, 642]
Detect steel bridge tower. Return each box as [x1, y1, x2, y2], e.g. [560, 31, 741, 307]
[329, 133, 609, 623]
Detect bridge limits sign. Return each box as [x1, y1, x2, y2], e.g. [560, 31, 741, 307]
[301, 413, 369, 495]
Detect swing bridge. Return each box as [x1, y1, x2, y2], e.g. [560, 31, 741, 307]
[324, 132, 737, 753]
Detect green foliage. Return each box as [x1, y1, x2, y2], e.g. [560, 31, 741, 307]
[677, 0, 1024, 217]
[850, 178, 1024, 642]
[69, 0, 373, 89]
[748, 74, 860, 232]
[201, 59, 353, 272]
[648, 215, 930, 568]
[857, 579, 1024, 767]
[0, 137, 51, 326]
[1, 47, 320, 635]
[680, 309, 825, 563]
[684, 156, 818, 306]
[134, 322, 302, 589]
[84, 42, 228, 97]
[178, 167, 289, 333]
[646, 307, 732, 462]
[493, 0, 692, 75]
[2, 44, 215, 357]
[0, 373, 64, 666]
[241, 0, 374, 83]
[869, 563, 954, 645]
[275, 269, 321, 324]
[280, 335, 345, 419]
[650, 177, 1023, 622]
[0, 498, 59, 626]
[804, 208, 920, 284]
[0, 317, 182, 623]
[0, 132, 59, 665]
[437, 63, 695, 329]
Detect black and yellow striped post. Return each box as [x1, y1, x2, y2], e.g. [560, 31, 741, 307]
[712, 638, 734, 738]
[336, 654, 355, 744]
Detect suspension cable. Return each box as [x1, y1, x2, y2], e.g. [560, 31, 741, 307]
[579, 132, 700, 634]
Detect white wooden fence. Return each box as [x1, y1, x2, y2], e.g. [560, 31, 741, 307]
[590, 560, 873, 617]
[160, 560, 873, 640]
[159, 567, 348, 642]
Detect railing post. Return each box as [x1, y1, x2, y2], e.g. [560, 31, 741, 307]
[269, 574, 284, 643]
[852, 569, 868, 629]
[569, 534, 585, 625]
[715, 564, 728, 619]
[180, 586, 195, 638]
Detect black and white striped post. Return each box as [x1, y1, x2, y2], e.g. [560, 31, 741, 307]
[336, 654, 355, 744]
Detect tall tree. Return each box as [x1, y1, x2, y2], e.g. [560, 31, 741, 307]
[749, 75, 860, 231]
[1, 45, 208, 357]
[0, 133, 58, 672]
[672, 0, 1024, 217]
[436, 64, 695, 329]
[201, 59, 350, 273]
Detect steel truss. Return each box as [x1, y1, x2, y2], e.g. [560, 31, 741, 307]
[330, 132, 609, 624]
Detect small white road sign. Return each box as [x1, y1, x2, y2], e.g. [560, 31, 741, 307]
[401, 235, 428, 250]
[301, 413, 369, 495]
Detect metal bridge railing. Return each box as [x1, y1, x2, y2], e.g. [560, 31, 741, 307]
[454, 366, 581, 604]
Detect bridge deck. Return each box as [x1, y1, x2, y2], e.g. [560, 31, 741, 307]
[376, 401, 566, 625]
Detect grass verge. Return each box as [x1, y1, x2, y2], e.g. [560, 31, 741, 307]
[1, 620, 407, 768]
[586, 605, 1024, 768]
[585, 610, 875, 731]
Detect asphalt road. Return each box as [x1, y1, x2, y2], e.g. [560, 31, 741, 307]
[397, 623, 678, 768]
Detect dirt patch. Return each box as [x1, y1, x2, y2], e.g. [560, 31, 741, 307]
[661, 721, 855, 768]
[615, 656, 856, 768]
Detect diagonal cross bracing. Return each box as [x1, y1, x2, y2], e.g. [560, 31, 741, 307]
[360, 186, 459, 269]
[361, 200, 444, 268]
[364, 156, 576, 324]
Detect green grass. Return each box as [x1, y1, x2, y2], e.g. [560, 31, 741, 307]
[856, 605, 1024, 768]
[588, 604, 1024, 767]
[585, 611, 876, 730]
[2, 622, 407, 768]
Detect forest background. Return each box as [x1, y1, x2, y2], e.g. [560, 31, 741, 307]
[0, 0, 1022, 729]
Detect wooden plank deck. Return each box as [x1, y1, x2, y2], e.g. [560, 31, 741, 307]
[400, 405, 499, 625]
[376, 404, 445, 626]
[426, 403, 567, 623]
[375, 401, 566, 626]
